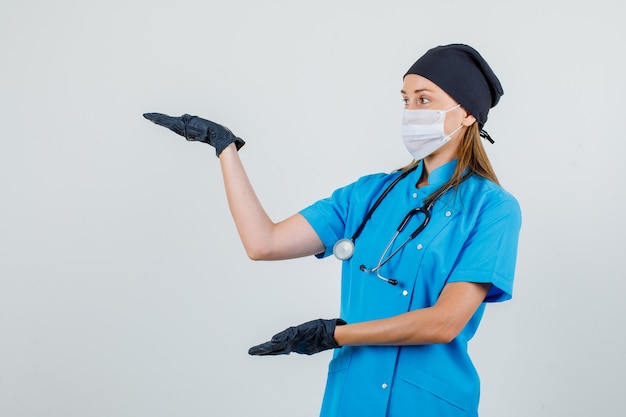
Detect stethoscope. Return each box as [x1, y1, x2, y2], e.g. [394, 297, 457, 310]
[332, 164, 466, 286]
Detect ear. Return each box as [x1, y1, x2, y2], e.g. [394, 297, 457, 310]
[462, 112, 477, 127]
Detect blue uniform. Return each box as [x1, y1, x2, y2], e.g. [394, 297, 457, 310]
[299, 160, 522, 417]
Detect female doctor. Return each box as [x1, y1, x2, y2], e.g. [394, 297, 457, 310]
[144, 43, 522, 417]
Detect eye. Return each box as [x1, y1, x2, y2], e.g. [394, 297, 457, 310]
[419, 97, 431, 105]
[402, 98, 410, 106]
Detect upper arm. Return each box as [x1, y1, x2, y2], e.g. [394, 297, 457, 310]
[431, 281, 491, 342]
[258, 213, 324, 260]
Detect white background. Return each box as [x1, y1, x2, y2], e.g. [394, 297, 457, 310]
[1, 0, 624, 416]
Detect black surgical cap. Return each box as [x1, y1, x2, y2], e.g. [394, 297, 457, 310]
[404, 44, 503, 128]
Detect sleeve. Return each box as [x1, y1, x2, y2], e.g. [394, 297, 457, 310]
[299, 173, 390, 259]
[446, 189, 522, 302]
[299, 183, 355, 259]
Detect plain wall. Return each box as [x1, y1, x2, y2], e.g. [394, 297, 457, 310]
[1, 0, 624, 416]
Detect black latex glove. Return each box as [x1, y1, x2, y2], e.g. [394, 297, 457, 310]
[143, 112, 245, 157]
[248, 318, 347, 356]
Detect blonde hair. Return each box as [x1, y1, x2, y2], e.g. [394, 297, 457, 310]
[401, 123, 500, 197]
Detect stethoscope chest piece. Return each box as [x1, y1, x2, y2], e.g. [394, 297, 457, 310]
[333, 238, 355, 260]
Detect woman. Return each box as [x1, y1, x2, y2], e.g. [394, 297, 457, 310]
[144, 43, 522, 417]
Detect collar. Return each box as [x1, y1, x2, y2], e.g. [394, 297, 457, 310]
[414, 159, 458, 192]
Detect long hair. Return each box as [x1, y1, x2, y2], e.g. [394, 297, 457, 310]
[401, 123, 500, 198]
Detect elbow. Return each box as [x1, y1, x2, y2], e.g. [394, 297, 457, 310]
[435, 330, 459, 345]
[429, 320, 463, 345]
[244, 246, 270, 261]
[240, 228, 282, 261]
[243, 241, 278, 261]
[246, 251, 261, 261]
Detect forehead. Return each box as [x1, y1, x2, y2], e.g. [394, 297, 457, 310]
[401, 74, 443, 95]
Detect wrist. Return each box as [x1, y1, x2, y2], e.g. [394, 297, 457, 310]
[217, 142, 238, 158]
[333, 321, 348, 347]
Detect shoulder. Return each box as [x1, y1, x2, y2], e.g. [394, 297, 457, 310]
[461, 176, 522, 223]
[353, 170, 401, 189]
[301, 170, 398, 215]
[328, 170, 402, 201]
[465, 176, 519, 205]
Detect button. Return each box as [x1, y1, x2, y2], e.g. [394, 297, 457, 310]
[416, 243, 423, 250]
[412, 192, 418, 198]
[445, 211, 452, 217]
[381, 383, 388, 389]
[402, 290, 409, 296]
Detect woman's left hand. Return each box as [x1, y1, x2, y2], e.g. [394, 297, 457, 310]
[248, 318, 347, 356]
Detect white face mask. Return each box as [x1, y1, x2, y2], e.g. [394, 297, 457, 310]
[401, 104, 462, 160]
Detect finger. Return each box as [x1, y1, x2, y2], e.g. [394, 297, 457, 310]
[248, 341, 289, 356]
[143, 112, 173, 125]
[143, 113, 185, 136]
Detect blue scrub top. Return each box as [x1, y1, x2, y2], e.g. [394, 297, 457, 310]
[300, 160, 522, 417]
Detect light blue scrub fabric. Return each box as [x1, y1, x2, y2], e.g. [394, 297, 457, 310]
[299, 160, 522, 417]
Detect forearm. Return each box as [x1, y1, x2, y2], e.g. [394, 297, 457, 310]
[219, 144, 324, 260]
[334, 307, 454, 346]
[219, 144, 274, 258]
[334, 282, 491, 346]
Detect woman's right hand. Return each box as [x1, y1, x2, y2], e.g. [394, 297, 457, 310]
[143, 112, 245, 157]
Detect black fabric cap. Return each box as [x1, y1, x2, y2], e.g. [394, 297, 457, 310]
[404, 44, 503, 127]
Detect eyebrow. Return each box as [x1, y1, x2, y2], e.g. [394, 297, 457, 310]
[400, 88, 430, 94]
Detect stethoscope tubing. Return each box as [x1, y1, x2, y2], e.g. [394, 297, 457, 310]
[350, 165, 419, 244]
[334, 166, 471, 285]
[360, 206, 431, 273]
[332, 163, 470, 274]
